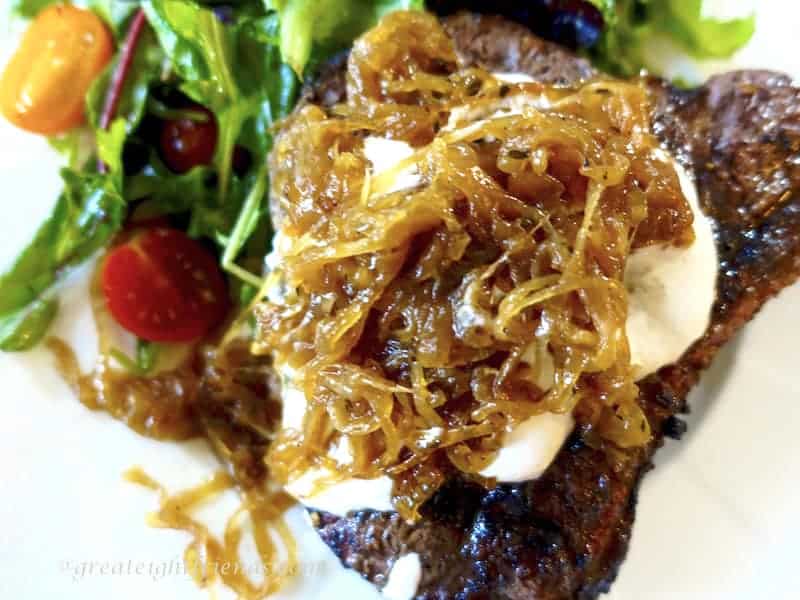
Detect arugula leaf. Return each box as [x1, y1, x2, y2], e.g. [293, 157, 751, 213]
[127, 166, 213, 213]
[96, 119, 129, 186]
[0, 171, 125, 350]
[86, 27, 166, 137]
[589, 0, 755, 77]
[236, 15, 298, 154]
[0, 298, 59, 352]
[266, 0, 424, 76]
[0, 171, 123, 315]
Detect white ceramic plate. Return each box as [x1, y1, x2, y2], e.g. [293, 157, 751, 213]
[1, 2, 799, 599]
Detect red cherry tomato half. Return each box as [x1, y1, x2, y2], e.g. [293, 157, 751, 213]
[159, 106, 218, 173]
[102, 228, 229, 343]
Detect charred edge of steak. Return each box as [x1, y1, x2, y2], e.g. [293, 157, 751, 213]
[298, 12, 800, 600]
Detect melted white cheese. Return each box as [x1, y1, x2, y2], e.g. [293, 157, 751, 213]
[625, 153, 718, 379]
[479, 411, 575, 481]
[442, 72, 565, 135]
[363, 137, 422, 194]
[272, 72, 718, 517]
[382, 553, 422, 600]
[287, 468, 396, 515]
[278, 367, 307, 431]
[493, 72, 539, 84]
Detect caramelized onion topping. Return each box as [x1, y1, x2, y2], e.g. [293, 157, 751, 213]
[258, 11, 694, 521]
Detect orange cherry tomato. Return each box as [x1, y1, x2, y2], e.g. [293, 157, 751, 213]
[101, 228, 229, 343]
[0, 4, 114, 135]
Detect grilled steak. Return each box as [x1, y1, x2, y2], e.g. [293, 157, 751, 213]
[296, 13, 800, 599]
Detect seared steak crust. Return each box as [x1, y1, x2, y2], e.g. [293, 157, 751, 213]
[301, 13, 800, 599]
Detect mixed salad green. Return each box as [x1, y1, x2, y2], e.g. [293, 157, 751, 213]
[589, 0, 756, 76]
[0, 0, 754, 356]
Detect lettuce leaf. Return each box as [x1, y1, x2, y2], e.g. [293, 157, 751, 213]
[661, 0, 755, 58]
[266, 0, 424, 75]
[589, 0, 755, 77]
[0, 298, 59, 352]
